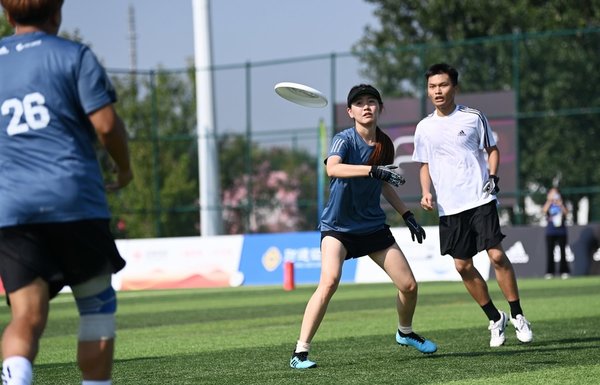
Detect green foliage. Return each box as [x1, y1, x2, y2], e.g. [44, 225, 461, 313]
[219, 134, 318, 233]
[354, 0, 600, 222]
[106, 69, 320, 237]
[0, 11, 12, 37]
[106, 70, 199, 238]
[7, 277, 599, 384]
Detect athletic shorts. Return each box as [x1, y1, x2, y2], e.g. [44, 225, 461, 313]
[439, 200, 505, 260]
[0, 219, 125, 300]
[321, 226, 396, 260]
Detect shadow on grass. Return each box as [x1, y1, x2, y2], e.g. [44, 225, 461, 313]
[422, 336, 600, 360]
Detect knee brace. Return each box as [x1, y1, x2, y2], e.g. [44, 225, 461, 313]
[73, 278, 117, 341]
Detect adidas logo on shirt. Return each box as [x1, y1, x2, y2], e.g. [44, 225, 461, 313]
[458, 130, 466, 136]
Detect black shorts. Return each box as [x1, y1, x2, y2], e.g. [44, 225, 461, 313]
[439, 201, 505, 260]
[321, 226, 396, 260]
[0, 219, 125, 299]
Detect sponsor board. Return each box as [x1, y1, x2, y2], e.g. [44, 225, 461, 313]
[355, 226, 491, 283]
[114, 235, 244, 290]
[1, 225, 599, 295]
[237, 232, 357, 286]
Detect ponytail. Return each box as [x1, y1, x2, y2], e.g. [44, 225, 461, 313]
[367, 127, 395, 166]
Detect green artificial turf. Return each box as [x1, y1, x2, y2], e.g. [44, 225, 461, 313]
[2, 277, 599, 384]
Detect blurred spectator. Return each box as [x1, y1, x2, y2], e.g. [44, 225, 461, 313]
[543, 187, 570, 279]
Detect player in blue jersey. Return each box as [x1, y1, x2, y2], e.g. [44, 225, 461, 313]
[0, 1, 132, 384]
[413, 63, 533, 348]
[290, 84, 436, 370]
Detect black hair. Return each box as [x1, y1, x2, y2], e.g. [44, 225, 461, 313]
[425, 63, 459, 86]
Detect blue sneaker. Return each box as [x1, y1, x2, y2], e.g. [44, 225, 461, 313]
[290, 351, 317, 369]
[396, 330, 437, 354]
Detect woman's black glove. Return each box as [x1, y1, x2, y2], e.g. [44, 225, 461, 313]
[402, 211, 426, 244]
[369, 165, 405, 187]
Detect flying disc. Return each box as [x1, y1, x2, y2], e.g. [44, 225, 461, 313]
[274, 82, 328, 108]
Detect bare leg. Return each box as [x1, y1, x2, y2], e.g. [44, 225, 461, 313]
[370, 244, 437, 353]
[78, 339, 114, 380]
[2, 278, 49, 362]
[369, 244, 417, 327]
[487, 245, 519, 302]
[454, 258, 492, 305]
[297, 236, 345, 344]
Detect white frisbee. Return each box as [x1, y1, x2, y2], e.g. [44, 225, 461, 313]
[274, 82, 328, 108]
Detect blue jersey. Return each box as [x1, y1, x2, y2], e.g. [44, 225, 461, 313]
[0, 32, 116, 226]
[320, 127, 386, 234]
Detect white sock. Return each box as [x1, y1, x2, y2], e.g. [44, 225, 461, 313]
[82, 381, 111, 385]
[295, 340, 311, 353]
[398, 324, 413, 335]
[2, 356, 33, 385]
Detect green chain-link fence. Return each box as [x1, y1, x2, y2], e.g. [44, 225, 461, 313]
[105, 27, 600, 238]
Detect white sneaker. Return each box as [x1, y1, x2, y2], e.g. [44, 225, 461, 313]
[488, 311, 508, 347]
[561, 273, 570, 279]
[544, 273, 553, 279]
[511, 314, 533, 343]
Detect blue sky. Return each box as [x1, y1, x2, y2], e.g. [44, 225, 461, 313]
[59, 0, 381, 138]
[61, 0, 378, 70]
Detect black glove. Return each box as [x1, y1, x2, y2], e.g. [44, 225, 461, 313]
[402, 211, 426, 244]
[369, 165, 406, 187]
[482, 175, 500, 198]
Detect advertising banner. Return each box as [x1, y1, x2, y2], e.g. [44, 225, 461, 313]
[238, 232, 357, 286]
[114, 235, 244, 290]
[355, 226, 491, 283]
[1, 224, 599, 296]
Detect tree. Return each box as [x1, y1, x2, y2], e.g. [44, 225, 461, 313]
[353, 0, 600, 222]
[106, 69, 199, 238]
[109, 68, 320, 237]
[219, 134, 318, 234]
[0, 12, 11, 36]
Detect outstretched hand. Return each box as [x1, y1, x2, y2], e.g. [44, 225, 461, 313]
[369, 165, 406, 187]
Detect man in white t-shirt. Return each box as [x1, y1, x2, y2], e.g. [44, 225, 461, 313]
[412, 63, 533, 347]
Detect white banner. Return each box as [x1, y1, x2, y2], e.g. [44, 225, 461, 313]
[114, 235, 244, 290]
[354, 226, 491, 283]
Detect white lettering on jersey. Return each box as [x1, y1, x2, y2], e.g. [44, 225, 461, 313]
[15, 40, 42, 52]
[1, 92, 51, 136]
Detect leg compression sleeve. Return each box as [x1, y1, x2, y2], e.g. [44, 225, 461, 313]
[72, 275, 117, 341]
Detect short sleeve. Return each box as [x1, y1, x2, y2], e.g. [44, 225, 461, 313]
[412, 124, 429, 163]
[478, 113, 496, 149]
[325, 133, 349, 163]
[77, 46, 117, 114]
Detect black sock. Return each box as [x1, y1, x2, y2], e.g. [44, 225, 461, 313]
[398, 330, 424, 342]
[481, 300, 501, 322]
[509, 299, 523, 318]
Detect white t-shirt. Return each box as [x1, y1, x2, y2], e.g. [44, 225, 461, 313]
[412, 105, 497, 216]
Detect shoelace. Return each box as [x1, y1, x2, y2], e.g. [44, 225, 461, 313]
[489, 318, 505, 331]
[514, 317, 529, 330]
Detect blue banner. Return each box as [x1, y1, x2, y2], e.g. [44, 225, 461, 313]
[238, 231, 357, 286]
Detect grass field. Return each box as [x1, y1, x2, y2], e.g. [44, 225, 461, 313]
[1, 276, 599, 384]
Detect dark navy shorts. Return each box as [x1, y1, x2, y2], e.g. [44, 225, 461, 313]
[0, 219, 125, 300]
[321, 226, 396, 260]
[439, 200, 505, 260]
